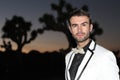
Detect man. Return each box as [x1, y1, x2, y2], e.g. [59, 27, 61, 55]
[65, 9, 119, 80]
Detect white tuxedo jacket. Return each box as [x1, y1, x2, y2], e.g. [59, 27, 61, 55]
[65, 40, 119, 80]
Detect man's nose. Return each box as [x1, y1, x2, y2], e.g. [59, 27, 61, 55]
[77, 25, 82, 31]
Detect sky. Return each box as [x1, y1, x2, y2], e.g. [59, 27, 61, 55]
[0, 0, 120, 53]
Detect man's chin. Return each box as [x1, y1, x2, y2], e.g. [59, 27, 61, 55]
[77, 39, 84, 43]
[77, 38, 88, 43]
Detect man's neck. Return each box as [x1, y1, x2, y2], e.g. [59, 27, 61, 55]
[77, 39, 91, 48]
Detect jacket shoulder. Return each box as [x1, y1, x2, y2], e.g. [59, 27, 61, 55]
[95, 44, 116, 62]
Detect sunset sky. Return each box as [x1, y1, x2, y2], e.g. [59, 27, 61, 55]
[0, 0, 120, 53]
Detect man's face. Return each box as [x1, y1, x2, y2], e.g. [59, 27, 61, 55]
[69, 16, 93, 43]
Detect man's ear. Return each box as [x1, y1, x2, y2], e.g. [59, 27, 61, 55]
[90, 24, 93, 32]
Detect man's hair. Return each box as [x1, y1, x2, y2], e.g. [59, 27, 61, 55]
[67, 9, 92, 26]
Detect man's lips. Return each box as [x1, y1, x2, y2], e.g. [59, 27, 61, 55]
[76, 33, 84, 37]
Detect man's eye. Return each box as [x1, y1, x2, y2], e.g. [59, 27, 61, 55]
[82, 23, 87, 26]
[71, 24, 77, 28]
[81, 22, 89, 26]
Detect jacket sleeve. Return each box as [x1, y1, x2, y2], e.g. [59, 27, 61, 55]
[99, 51, 119, 80]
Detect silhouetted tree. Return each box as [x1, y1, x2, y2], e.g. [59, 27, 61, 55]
[90, 22, 103, 41]
[38, 0, 103, 52]
[0, 40, 12, 51]
[1, 15, 37, 53]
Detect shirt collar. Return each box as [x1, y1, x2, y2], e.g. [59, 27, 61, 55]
[83, 39, 92, 53]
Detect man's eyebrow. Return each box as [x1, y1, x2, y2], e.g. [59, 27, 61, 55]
[81, 22, 89, 24]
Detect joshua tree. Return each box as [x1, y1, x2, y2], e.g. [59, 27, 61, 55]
[1, 15, 37, 53]
[38, 0, 103, 52]
[0, 40, 12, 51]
